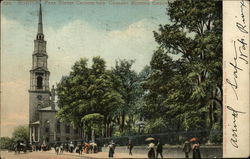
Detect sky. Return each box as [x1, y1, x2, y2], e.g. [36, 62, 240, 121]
[0, 0, 170, 137]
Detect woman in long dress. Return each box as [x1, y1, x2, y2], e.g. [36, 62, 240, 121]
[148, 142, 155, 159]
[192, 142, 201, 159]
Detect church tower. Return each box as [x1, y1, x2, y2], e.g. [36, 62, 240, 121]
[29, 1, 50, 126]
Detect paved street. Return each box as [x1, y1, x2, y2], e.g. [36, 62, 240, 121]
[0, 150, 147, 159]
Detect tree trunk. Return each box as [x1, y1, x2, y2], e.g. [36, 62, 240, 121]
[91, 129, 95, 142]
[106, 123, 109, 137]
[209, 103, 213, 128]
[121, 112, 125, 132]
[109, 123, 112, 137]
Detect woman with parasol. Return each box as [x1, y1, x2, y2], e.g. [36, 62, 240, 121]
[190, 137, 201, 159]
[145, 137, 156, 159]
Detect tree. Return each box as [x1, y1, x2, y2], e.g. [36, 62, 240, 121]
[143, 0, 222, 141]
[81, 113, 104, 141]
[12, 125, 29, 143]
[87, 57, 124, 137]
[56, 57, 124, 139]
[56, 58, 90, 137]
[112, 59, 140, 134]
[0, 137, 13, 149]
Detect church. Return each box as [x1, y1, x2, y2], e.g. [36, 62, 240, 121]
[29, 2, 80, 145]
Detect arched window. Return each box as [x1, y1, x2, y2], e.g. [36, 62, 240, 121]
[56, 121, 61, 133]
[45, 120, 50, 133]
[65, 124, 70, 134]
[37, 76, 43, 89]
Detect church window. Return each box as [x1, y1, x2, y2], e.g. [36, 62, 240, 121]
[37, 76, 43, 89]
[56, 121, 61, 133]
[45, 120, 50, 133]
[74, 128, 78, 134]
[65, 124, 70, 134]
[46, 137, 50, 142]
[35, 127, 38, 141]
[45, 127, 49, 133]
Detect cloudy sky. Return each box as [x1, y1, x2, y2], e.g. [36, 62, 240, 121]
[1, 0, 170, 137]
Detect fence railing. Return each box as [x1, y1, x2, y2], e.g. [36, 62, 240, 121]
[95, 129, 222, 146]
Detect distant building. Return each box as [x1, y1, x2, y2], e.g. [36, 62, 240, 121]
[29, 1, 80, 145]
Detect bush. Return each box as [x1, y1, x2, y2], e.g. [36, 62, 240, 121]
[0, 137, 13, 149]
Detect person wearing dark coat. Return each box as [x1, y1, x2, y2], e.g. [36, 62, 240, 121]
[127, 139, 133, 155]
[183, 140, 192, 158]
[156, 139, 163, 159]
[192, 142, 201, 159]
[108, 141, 115, 158]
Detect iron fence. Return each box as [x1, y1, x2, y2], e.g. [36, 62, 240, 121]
[95, 129, 222, 146]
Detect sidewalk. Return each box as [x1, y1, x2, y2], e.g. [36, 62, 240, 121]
[50, 151, 147, 159]
[80, 152, 146, 158]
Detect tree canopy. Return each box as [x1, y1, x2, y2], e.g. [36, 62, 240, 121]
[56, 0, 222, 144]
[142, 0, 222, 142]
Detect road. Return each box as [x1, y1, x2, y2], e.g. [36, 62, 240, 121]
[0, 150, 83, 159]
[0, 150, 147, 159]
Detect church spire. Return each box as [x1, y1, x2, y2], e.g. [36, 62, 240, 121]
[37, 0, 43, 35]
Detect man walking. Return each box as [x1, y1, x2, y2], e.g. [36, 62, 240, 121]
[156, 139, 163, 159]
[127, 139, 133, 155]
[183, 140, 192, 158]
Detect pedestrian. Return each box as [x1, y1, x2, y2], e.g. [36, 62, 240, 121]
[108, 141, 115, 158]
[148, 141, 155, 159]
[89, 143, 93, 153]
[93, 142, 98, 153]
[79, 144, 83, 155]
[156, 139, 163, 159]
[183, 139, 192, 158]
[55, 144, 60, 155]
[127, 139, 133, 155]
[69, 141, 74, 153]
[85, 142, 90, 153]
[60, 144, 64, 154]
[192, 141, 201, 159]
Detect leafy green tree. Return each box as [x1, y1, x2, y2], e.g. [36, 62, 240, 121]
[112, 59, 140, 134]
[57, 57, 123, 138]
[0, 137, 13, 149]
[57, 58, 90, 137]
[81, 113, 104, 139]
[12, 125, 29, 143]
[143, 0, 222, 141]
[87, 57, 124, 137]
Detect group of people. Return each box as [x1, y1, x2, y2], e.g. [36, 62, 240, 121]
[75, 142, 98, 154]
[107, 138, 201, 159]
[182, 138, 201, 159]
[147, 139, 164, 159]
[32, 143, 50, 152]
[54, 141, 98, 155]
[147, 138, 201, 159]
[107, 139, 164, 159]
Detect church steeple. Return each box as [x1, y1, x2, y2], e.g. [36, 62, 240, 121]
[30, 0, 50, 92]
[37, 0, 44, 40]
[38, 0, 43, 34]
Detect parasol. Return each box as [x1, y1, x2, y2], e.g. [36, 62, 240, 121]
[145, 137, 155, 141]
[190, 137, 198, 142]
